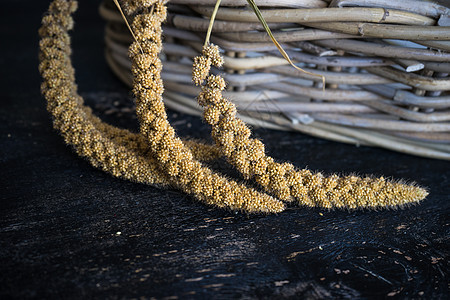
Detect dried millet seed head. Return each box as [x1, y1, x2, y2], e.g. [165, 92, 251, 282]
[192, 56, 211, 86]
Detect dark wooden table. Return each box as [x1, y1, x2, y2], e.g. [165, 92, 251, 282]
[1, 1, 448, 298]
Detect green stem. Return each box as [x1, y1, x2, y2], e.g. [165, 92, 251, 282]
[205, 0, 222, 47]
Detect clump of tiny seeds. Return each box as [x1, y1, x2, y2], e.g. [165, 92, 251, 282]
[193, 44, 429, 209]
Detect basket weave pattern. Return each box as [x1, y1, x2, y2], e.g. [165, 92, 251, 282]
[100, 0, 450, 160]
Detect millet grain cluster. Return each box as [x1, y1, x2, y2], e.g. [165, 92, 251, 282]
[193, 44, 428, 209]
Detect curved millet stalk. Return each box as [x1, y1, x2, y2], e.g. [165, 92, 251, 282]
[193, 44, 429, 209]
[126, 0, 284, 213]
[39, 0, 172, 186]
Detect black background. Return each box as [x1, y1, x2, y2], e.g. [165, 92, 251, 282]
[1, 1, 448, 298]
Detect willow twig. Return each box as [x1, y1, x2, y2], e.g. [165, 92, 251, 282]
[246, 0, 325, 89]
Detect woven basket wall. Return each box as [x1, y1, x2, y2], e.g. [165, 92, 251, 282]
[99, 0, 450, 160]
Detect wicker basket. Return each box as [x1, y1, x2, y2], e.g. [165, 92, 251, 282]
[99, 0, 450, 160]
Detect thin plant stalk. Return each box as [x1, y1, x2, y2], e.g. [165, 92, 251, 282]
[204, 0, 222, 46]
[113, 0, 143, 54]
[204, 0, 326, 88]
